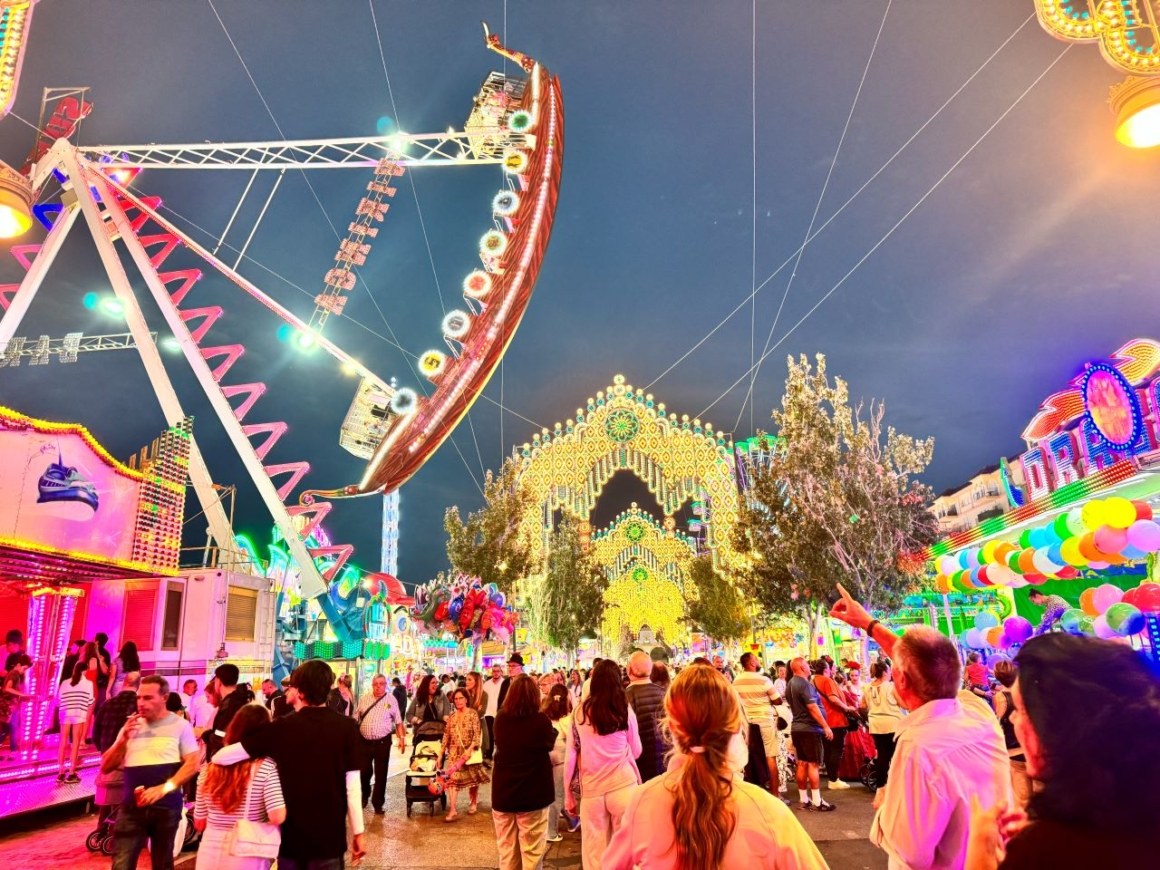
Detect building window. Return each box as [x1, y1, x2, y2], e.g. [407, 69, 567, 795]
[225, 587, 258, 642]
[161, 583, 184, 649]
[123, 585, 158, 651]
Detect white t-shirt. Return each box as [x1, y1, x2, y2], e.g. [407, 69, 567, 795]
[733, 671, 777, 725]
[864, 680, 903, 734]
[483, 678, 503, 717]
[188, 692, 217, 730]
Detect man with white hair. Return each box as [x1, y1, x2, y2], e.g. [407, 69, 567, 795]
[829, 584, 1010, 870]
[624, 651, 668, 781]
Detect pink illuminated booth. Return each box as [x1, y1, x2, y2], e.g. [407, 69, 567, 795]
[0, 406, 187, 797]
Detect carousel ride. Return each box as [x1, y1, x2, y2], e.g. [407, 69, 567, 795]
[0, 24, 564, 644]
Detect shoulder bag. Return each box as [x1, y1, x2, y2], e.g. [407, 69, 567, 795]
[229, 760, 281, 859]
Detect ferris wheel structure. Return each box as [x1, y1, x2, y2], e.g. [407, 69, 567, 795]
[0, 26, 564, 640]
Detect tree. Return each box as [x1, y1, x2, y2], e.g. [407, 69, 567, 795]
[734, 354, 939, 656]
[684, 555, 748, 644]
[537, 516, 608, 662]
[444, 459, 539, 598]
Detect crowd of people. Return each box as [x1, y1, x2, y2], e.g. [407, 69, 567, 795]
[2, 577, 1157, 870]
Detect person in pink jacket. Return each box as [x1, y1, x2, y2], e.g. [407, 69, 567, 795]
[604, 666, 829, 870]
[564, 659, 642, 870]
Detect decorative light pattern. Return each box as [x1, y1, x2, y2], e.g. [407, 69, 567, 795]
[463, 270, 492, 299]
[924, 458, 1139, 559]
[603, 565, 686, 647]
[442, 309, 471, 340]
[480, 229, 508, 257]
[1081, 362, 1144, 450]
[589, 505, 696, 591]
[508, 109, 535, 132]
[1034, 1, 1160, 73]
[0, 1, 35, 119]
[502, 150, 528, 174]
[0, 405, 151, 481]
[390, 387, 418, 415]
[419, 349, 447, 379]
[492, 190, 520, 217]
[604, 408, 640, 443]
[513, 375, 740, 588]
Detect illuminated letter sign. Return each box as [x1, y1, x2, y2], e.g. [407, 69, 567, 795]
[1043, 431, 1081, 489]
[1020, 447, 1051, 502]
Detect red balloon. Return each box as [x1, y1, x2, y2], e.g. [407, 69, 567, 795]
[1134, 583, 1160, 613]
[1122, 587, 1141, 608]
[1022, 573, 1048, 586]
[1133, 501, 1154, 522]
[1055, 565, 1079, 580]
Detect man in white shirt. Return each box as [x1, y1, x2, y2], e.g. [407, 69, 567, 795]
[482, 663, 504, 763]
[829, 584, 1010, 870]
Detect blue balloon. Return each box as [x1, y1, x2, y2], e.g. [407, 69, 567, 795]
[1121, 544, 1146, 561]
[1047, 543, 1064, 566]
[448, 596, 464, 621]
[959, 551, 971, 570]
[974, 610, 999, 630]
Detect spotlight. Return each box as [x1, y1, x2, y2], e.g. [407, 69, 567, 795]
[0, 161, 33, 239]
[1111, 76, 1160, 149]
[82, 292, 99, 310]
[99, 297, 124, 317]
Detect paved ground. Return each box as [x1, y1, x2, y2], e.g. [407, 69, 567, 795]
[0, 746, 886, 870]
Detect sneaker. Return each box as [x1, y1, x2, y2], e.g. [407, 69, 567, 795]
[65, 773, 81, 784]
[795, 801, 811, 811]
[567, 818, 581, 833]
[828, 779, 850, 790]
[809, 801, 837, 812]
[546, 835, 563, 843]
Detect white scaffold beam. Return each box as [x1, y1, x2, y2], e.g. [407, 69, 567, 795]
[77, 130, 530, 171]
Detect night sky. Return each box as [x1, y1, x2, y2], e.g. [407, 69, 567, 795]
[3, 2, 1159, 589]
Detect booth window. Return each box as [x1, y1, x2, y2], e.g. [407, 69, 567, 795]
[161, 582, 184, 649]
[225, 587, 257, 642]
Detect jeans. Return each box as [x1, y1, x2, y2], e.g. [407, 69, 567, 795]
[871, 732, 896, 787]
[822, 726, 847, 783]
[484, 715, 495, 760]
[278, 859, 344, 870]
[7, 704, 20, 751]
[111, 803, 182, 870]
[493, 806, 549, 870]
[546, 762, 571, 838]
[361, 737, 393, 811]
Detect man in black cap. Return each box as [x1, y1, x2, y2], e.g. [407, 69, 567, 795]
[495, 653, 525, 712]
[204, 663, 247, 761]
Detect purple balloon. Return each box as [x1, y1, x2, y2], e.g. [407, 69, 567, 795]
[1003, 616, 1033, 645]
[1092, 614, 1117, 640]
[996, 632, 1014, 650]
[1127, 520, 1160, 553]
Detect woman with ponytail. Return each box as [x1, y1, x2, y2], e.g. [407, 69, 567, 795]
[604, 666, 827, 870]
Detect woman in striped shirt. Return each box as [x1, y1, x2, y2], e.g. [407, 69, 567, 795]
[194, 703, 286, 870]
[56, 661, 94, 783]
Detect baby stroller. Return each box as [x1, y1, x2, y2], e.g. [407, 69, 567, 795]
[85, 802, 118, 856]
[405, 725, 447, 817]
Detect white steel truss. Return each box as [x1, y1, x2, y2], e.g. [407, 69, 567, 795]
[0, 331, 157, 365]
[77, 129, 530, 171]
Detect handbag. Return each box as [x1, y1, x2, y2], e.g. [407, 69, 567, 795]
[229, 761, 281, 859]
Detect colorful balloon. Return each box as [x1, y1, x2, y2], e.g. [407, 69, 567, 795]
[1092, 614, 1117, 639]
[1132, 501, 1153, 522]
[1065, 507, 1086, 536]
[1022, 572, 1048, 586]
[1104, 602, 1145, 636]
[984, 626, 1004, 647]
[1079, 588, 1100, 617]
[1132, 582, 1160, 613]
[996, 632, 1014, 650]
[1103, 497, 1137, 530]
[1127, 520, 1160, 553]
[1059, 537, 1086, 567]
[1060, 608, 1086, 633]
[974, 610, 999, 630]
[1017, 549, 1038, 575]
[1091, 584, 1124, 614]
[1081, 500, 1106, 531]
[1078, 533, 1103, 563]
[964, 628, 984, 648]
[1094, 525, 1129, 555]
[1032, 549, 1061, 577]
[1003, 616, 1033, 644]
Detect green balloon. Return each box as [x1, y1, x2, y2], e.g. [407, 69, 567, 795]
[1078, 616, 1095, 636]
[1105, 602, 1145, 636]
[1054, 514, 1074, 541]
[1019, 530, 1033, 549]
[1059, 608, 1085, 633]
[1007, 551, 1023, 572]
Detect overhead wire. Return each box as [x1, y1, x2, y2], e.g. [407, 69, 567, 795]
[697, 41, 1074, 421]
[734, 0, 892, 432]
[367, 0, 488, 481]
[748, 0, 756, 436]
[644, 11, 1037, 397]
[205, 0, 485, 493]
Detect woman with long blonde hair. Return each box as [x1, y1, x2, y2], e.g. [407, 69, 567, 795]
[604, 666, 827, 870]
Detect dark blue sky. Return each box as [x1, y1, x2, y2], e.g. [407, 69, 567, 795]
[3, 2, 1159, 587]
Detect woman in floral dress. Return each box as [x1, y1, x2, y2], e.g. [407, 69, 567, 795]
[441, 688, 490, 821]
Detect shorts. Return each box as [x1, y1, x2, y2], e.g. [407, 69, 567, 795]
[63, 712, 88, 726]
[791, 731, 824, 764]
[755, 721, 778, 757]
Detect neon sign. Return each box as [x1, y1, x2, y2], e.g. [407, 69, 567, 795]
[1016, 339, 1159, 502]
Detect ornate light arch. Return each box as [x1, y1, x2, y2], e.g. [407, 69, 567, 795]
[589, 505, 695, 590]
[603, 564, 686, 649]
[514, 374, 741, 572]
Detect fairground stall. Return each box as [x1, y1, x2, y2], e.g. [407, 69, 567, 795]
[924, 338, 1160, 659]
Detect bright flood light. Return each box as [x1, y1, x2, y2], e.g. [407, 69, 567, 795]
[1111, 76, 1160, 148]
[99, 297, 124, 317]
[0, 161, 32, 240]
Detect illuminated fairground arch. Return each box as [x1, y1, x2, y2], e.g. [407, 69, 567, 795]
[513, 375, 741, 644]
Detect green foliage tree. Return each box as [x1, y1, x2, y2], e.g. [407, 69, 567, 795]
[537, 516, 608, 662]
[734, 354, 939, 652]
[444, 459, 539, 598]
[684, 555, 748, 643]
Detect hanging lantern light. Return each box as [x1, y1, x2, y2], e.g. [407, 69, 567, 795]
[419, 349, 447, 379]
[463, 270, 492, 299]
[390, 387, 418, 415]
[480, 229, 508, 257]
[502, 150, 528, 175]
[442, 309, 471, 340]
[492, 190, 520, 217]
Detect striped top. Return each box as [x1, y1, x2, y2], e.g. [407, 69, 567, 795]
[355, 690, 403, 740]
[732, 672, 777, 724]
[57, 676, 95, 719]
[194, 757, 285, 829]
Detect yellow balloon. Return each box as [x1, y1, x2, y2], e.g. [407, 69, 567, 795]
[1081, 500, 1106, 531]
[1059, 537, 1087, 567]
[1103, 497, 1136, 530]
[982, 541, 1000, 564]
